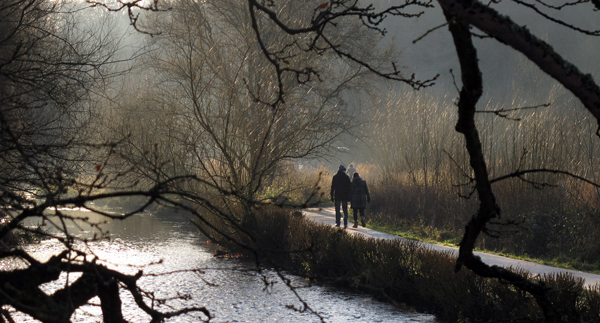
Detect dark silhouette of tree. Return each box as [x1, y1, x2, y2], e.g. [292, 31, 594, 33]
[243, 0, 600, 321]
[0, 1, 210, 321]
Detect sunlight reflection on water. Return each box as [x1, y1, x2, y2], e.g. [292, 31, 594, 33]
[3, 210, 437, 322]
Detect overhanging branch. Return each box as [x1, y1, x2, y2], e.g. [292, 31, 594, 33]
[437, 0, 600, 127]
[491, 168, 600, 188]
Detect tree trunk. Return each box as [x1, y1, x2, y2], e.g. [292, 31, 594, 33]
[442, 8, 572, 322]
[98, 277, 126, 323]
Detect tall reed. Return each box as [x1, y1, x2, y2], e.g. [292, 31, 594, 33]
[365, 85, 600, 268]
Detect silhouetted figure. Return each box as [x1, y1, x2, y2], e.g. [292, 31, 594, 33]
[350, 172, 370, 228]
[330, 165, 351, 228]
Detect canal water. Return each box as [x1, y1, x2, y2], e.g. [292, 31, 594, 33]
[3, 209, 437, 322]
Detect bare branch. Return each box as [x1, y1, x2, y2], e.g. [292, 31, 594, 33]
[491, 168, 600, 188]
[412, 22, 448, 44]
[85, 0, 170, 35]
[476, 103, 550, 120]
[511, 0, 600, 35]
[532, 0, 591, 10]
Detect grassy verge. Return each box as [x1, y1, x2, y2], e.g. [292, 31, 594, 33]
[209, 207, 600, 323]
[368, 222, 461, 247]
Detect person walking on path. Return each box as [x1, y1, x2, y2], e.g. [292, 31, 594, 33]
[346, 164, 356, 181]
[330, 165, 351, 228]
[350, 172, 370, 228]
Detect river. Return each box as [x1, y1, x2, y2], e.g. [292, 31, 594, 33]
[2, 209, 437, 322]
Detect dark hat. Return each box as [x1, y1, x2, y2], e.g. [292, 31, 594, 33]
[353, 172, 359, 178]
[339, 165, 346, 171]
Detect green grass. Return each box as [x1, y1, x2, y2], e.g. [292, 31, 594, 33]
[368, 222, 461, 247]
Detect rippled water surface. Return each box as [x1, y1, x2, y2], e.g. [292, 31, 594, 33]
[4, 210, 437, 322]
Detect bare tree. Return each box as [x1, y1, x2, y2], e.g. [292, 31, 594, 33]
[107, 0, 389, 229]
[0, 1, 211, 322]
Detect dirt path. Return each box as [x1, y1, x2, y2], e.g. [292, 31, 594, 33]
[303, 207, 600, 287]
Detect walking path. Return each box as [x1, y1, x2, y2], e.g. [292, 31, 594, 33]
[303, 207, 600, 287]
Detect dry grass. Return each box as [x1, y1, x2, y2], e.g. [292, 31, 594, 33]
[369, 174, 600, 270]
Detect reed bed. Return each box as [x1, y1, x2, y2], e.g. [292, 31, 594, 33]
[363, 87, 600, 271]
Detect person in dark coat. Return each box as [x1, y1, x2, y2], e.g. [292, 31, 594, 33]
[330, 165, 351, 228]
[350, 172, 370, 228]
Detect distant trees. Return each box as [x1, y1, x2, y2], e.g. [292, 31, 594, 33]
[243, 0, 600, 321]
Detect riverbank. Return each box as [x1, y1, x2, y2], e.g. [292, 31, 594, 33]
[223, 206, 600, 322]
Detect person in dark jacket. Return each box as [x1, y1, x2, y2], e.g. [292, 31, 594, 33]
[350, 172, 370, 228]
[330, 165, 351, 228]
